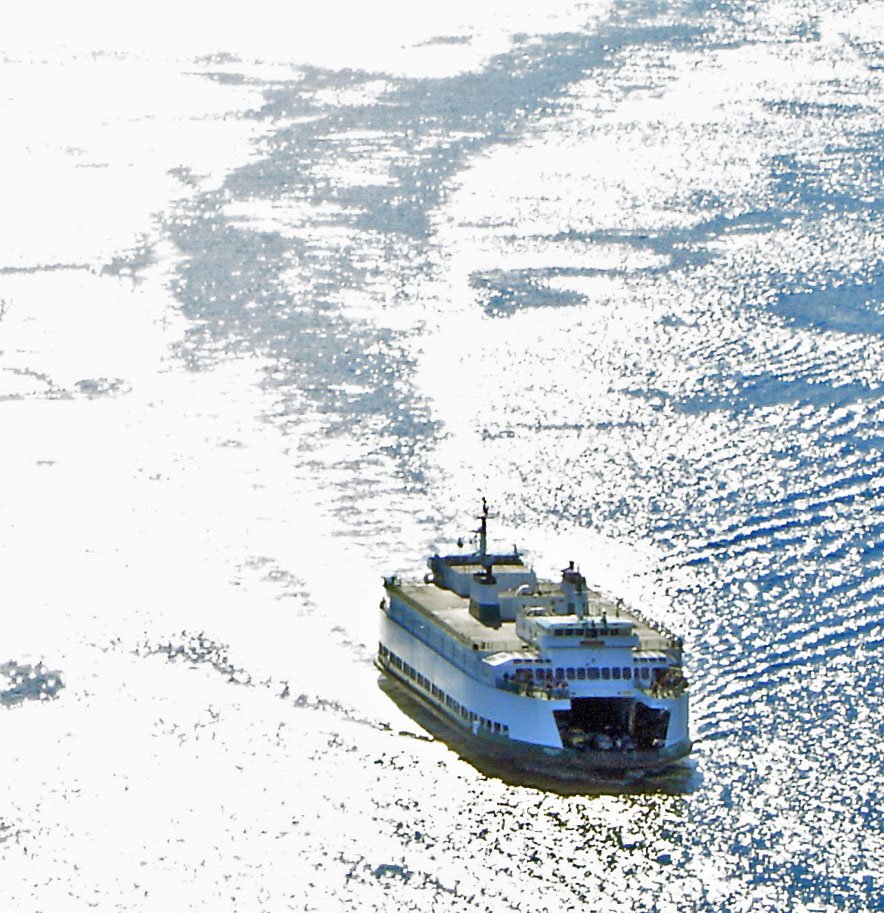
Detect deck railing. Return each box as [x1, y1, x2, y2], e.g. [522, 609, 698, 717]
[637, 635, 684, 653]
[496, 678, 569, 700]
[636, 668, 689, 699]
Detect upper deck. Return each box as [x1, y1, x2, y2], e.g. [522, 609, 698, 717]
[389, 580, 680, 656]
[392, 583, 524, 653]
[386, 501, 682, 659]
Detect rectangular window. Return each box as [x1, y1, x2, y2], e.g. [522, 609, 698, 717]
[555, 668, 565, 680]
[641, 668, 650, 680]
[576, 668, 586, 680]
[623, 668, 632, 680]
[602, 668, 611, 680]
[566, 668, 575, 680]
[588, 668, 600, 680]
[612, 667, 621, 680]
[494, 722, 501, 733]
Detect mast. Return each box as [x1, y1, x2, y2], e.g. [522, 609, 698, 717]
[477, 497, 489, 562]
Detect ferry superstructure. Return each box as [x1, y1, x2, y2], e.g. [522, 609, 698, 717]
[377, 502, 691, 773]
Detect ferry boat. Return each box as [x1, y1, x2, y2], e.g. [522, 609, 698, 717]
[377, 501, 691, 774]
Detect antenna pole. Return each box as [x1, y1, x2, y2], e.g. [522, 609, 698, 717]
[477, 497, 488, 560]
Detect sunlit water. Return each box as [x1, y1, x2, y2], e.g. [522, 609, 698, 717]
[1, 1, 881, 910]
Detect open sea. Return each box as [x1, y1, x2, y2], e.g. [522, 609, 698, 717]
[1, 1, 881, 910]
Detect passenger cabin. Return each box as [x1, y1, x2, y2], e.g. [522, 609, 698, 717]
[516, 614, 640, 650]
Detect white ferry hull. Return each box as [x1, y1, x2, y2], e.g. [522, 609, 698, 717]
[378, 658, 691, 776]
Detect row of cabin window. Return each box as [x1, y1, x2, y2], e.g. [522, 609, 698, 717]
[552, 626, 622, 637]
[527, 666, 659, 682]
[379, 643, 510, 736]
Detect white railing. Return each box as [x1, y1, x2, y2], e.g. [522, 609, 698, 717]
[496, 678, 569, 700]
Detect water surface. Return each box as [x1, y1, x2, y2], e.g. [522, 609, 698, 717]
[0, 1, 881, 910]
